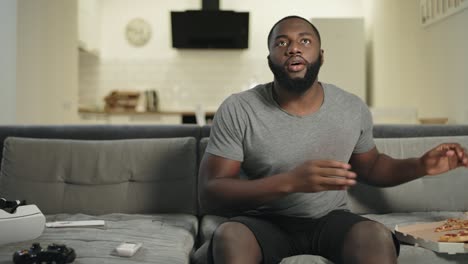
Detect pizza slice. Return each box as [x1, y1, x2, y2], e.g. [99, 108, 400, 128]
[438, 230, 468, 243]
[434, 218, 468, 232]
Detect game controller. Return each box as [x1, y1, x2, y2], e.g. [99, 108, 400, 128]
[13, 243, 76, 264]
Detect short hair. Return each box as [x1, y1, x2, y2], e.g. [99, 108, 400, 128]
[267, 15, 321, 50]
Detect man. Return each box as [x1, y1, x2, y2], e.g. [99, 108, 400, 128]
[199, 15, 468, 264]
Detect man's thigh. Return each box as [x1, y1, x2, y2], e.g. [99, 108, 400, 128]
[218, 211, 372, 264]
[226, 215, 297, 264]
[286, 210, 399, 263]
[290, 210, 375, 262]
[208, 210, 393, 264]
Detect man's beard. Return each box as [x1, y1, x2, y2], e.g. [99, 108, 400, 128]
[268, 54, 322, 95]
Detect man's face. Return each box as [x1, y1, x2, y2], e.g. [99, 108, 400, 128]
[267, 18, 323, 94]
[268, 53, 322, 95]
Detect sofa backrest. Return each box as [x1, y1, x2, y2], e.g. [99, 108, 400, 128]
[0, 125, 201, 215]
[372, 124, 468, 138]
[0, 124, 202, 172]
[201, 124, 468, 139]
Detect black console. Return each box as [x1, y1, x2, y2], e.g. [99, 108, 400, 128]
[0, 198, 26, 214]
[13, 243, 76, 264]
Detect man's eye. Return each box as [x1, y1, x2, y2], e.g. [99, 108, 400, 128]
[277, 41, 287, 47]
[301, 39, 311, 44]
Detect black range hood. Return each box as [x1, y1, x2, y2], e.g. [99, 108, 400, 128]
[171, 0, 249, 49]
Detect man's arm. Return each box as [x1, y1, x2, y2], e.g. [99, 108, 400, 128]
[350, 143, 468, 187]
[198, 153, 290, 214]
[199, 153, 357, 214]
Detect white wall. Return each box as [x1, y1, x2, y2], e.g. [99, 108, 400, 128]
[15, 0, 79, 124]
[98, 0, 364, 59]
[80, 0, 365, 112]
[9, 0, 468, 124]
[369, 0, 468, 124]
[0, 0, 17, 124]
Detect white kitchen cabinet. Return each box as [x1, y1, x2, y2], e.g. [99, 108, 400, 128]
[78, 0, 100, 55]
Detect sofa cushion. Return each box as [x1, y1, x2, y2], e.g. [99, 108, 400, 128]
[0, 124, 202, 169]
[0, 137, 197, 215]
[349, 136, 468, 214]
[0, 213, 198, 264]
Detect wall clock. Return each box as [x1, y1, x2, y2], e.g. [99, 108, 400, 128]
[125, 18, 152, 47]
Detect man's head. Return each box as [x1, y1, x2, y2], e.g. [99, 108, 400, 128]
[267, 16, 323, 94]
[267, 16, 321, 50]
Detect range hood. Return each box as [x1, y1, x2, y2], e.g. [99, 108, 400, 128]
[171, 0, 249, 49]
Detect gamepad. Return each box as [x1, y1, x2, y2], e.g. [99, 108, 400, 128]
[13, 243, 76, 264]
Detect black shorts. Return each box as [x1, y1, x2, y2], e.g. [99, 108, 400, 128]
[209, 210, 400, 264]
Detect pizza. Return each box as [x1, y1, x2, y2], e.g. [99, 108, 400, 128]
[434, 218, 468, 232]
[438, 230, 468, 242]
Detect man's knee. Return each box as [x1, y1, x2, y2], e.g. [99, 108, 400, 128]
[213, 222, 252, 246]
[347, 221, 394, 244]
[212, 222, 262, 263]
[342, 221, 397, 264]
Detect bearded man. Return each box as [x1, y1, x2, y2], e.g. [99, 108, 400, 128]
[198, 15, 468, 264]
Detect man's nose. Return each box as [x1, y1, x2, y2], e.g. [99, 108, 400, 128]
[287, 42, 301, 55]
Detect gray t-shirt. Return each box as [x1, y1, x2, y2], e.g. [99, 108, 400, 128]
[206, 82, 375, 218]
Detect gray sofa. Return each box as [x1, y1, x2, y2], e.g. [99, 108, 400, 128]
[0, 124, 468, 264]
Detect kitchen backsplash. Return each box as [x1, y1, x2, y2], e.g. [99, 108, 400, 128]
[79, 51, 272, 112]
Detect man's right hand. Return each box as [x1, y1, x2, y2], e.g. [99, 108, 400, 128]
[286, 160, 357, 193]
[199, 154, 356, 214]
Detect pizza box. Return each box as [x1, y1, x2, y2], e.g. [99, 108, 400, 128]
[395, 221, 468, 254]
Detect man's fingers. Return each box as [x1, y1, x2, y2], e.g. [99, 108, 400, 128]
[321, 176, 356, 187]
[438, 143, 468, 165]
[455, 146, 468, 165]
[314, 160, 352, 170]
[434, 144, 459, 157]
[449, 155, 459, 170]
[319, 167, 357, 179]
[455, 146, 466, 158]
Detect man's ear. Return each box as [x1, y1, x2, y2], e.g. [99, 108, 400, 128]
[320, 49, 324, 66]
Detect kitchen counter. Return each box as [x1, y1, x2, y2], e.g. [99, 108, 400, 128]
[78, 107, 216, 125]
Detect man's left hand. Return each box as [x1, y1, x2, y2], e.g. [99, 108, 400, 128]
[421, 143, 468, 175]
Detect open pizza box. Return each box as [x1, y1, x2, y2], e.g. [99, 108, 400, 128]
[395, 221, 468, 254]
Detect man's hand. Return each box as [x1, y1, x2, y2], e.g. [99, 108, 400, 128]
[287, 160, 357, 192]
[421, 143, 468, 176]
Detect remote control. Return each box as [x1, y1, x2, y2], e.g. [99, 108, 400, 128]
[46, 220, 105, 228]
[115, 242, 142, 257]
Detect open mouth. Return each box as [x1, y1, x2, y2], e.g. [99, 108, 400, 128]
[286, 57, 306, 72]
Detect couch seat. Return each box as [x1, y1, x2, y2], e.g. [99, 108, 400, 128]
[0, 213, 198, 264]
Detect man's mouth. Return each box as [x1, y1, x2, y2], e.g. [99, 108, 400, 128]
[286, 56, 306, 72]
